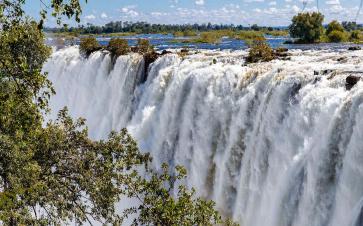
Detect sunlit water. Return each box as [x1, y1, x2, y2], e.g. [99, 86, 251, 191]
[45, 46, 363, 226]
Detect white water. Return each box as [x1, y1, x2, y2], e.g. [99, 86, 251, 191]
[45, 46, 363, 226]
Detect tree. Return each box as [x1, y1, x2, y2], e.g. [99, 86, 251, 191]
[136, 39, 153, 54]
[289, 12, 324, 43]
[107, 38, 130, 57]
[327, 30, 347, 42]
[0, 1, 238, 225]
[350, 30, 361, 41]
[326, 20, 344, 35]
[342, 21, 358, 32]
[79, 36, 101, 57]
[325, 21, 347, 43]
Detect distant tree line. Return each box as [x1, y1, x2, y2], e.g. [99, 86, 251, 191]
[45, 21, 287, 34]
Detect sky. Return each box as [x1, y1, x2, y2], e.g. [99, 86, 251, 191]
[24, 0, 363, 27]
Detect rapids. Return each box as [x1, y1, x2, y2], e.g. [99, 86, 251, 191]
[44, 46, 363, 226]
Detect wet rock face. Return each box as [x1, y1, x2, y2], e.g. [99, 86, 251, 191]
[161, 50, 172, 55]
[346, 75, 361, 90]
[348, 46, 361, 51]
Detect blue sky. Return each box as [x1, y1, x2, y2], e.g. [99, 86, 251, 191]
[25, 0, 363, 26]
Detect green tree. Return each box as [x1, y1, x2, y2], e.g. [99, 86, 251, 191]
[107, 38, 130, 57]
[350, 30, 361, 41]
[136, 39, 154, 54]
[326, 20, 344, 35]
[79, 36, 101, 57]
[325, 21, 347, 43]
[327, 30, 347, 43]
[289, 12, 324, 43]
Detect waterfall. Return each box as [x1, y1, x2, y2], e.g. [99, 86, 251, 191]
[45, 46, 363, 226]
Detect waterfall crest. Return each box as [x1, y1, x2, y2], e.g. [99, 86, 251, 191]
[45, 46, 363, 226]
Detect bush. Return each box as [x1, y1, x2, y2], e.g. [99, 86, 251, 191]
[136, 39, 153, 54]
[328, 30, 347, 43]
[246, 38, 275, 63]
[107, 38, 130, 57]
[79, 37, 101, 57]
[174, 30, 197, 37]
[350, 30, 361, 41]
[289, 12, 324, 43]
[326, 20, 344, 35]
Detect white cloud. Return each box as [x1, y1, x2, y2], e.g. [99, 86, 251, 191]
[326, 0, 340, 5]
[195, 0, 205, 6]
[120, 5, 139, 17]
[101, 12, 108, 19]
[85, 14, 96, 20]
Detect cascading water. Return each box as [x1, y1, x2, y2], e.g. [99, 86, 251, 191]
[44, 46, 363, 226]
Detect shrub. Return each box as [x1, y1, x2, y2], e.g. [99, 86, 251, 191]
[350, 30, 361, 41]
[235, 30, 265, 41]
[246, 37, 275, 63]
[107, 38, 130, 57]
[326, 20, 344, 35]
[79, 37, 101, 57]
[174, 30, 197, 37]
[136, 39, 153, 54]
[289, 12, 324, 43]
[327, 30, 347, 43]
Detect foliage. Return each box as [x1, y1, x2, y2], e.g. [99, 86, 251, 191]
[0, 0, 85, 29]
[198, 32, 221, 44]
[327, 30, 347, 43]
[107, 38, 130, 57]
[251, 24, 260, 31]
[46, 20, 290, 37]
[234, 30, 265, 41]
[79, 36, 101, 57]
[326, 20, 344, 35]
[136, 39, 154, 54]
[350, 30, 362, 41]
[246, 38, 275, 63]
[264, 29, 289, 37]
[342, 21, 358, 31]
[289, 12, 324, 43]
[124, 163, 226, 226]
[174, 30, 197, 37]
[0, 21, 53, 110]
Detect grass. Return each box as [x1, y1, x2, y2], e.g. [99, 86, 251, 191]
[99, 32, 137, 37]
[173, 30, 198, 37]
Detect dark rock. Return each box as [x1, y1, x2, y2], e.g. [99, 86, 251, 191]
[141, 51, 160, 83]
[130, 46, 138, 53]
[180, 48, 189, 53]
[348, 46, 361, 51]
[337, 57, 348, 63]
[323, 69, 334, 75]
[314, 71, 319, 75]
[275, 47, 288, 53]
[313, 77, 321, 84]
[346, 75, 361, 90]
[274, 48, 291, 60]
[161, 50, 172, 55]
